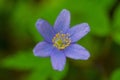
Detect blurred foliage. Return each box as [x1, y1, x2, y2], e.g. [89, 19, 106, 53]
[113, 5, 120, 45]
[0, 0, 120, 80]
[110, 69, 120, 80]
[2, 51, 68, 80]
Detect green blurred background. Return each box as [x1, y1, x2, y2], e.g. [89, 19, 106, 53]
[0, 0, 120, 80]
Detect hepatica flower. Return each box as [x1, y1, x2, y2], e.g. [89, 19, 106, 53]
[33, 9, 90, 71]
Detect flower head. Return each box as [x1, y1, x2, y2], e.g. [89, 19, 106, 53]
[33, 9, 90, 71]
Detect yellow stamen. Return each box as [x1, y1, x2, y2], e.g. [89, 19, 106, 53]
[52, 32, 71, 50]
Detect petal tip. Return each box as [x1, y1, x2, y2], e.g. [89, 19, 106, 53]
[33, 47, 39, 57]
[54, 67, 64, 71]
[83, 52, 90, 60]
[62, 9, 69, 12]
[84, 23, 90, 32]
[35, 19, 44, 27]
[60, 9, 70, 16]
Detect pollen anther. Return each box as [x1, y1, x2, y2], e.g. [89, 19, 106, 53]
[52, 33, 71, 50]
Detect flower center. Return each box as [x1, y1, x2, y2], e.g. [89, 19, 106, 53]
[52, 33, 71, 50]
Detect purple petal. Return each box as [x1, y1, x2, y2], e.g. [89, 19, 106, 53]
[33, 41, 54, 57]
[50, 48, 66, 71]
[36, 19, 55, 43]
[64, 44, 90, 60]
[54, 9, 70, 33]
[68, 23, 90, 43]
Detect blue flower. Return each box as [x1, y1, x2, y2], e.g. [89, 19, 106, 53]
[33, 9, 90, 71]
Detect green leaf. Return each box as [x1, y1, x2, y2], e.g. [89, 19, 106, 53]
[112, 5, 120, 45]
[51, 66, 68, 80]
[63, 0, 110, 37]
[27, 69, 49, 80]
[27, 64, 68, 80]
[110, 69, 120, 80]
[113, 31, 120, 45]
[2, 51, 68, 80]
[2, 51, 41, 69]
[87, 0, 115, 8]
[11, 2, 42, 42]
[0, 0, 4, 10]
